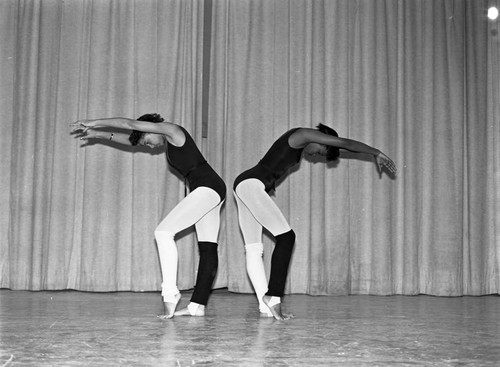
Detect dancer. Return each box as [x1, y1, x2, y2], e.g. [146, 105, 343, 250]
[233, 124, 396, 320]
[71, 114, 226, 319]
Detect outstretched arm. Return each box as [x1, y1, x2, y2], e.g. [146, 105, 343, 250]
[70, 117, 181, 139]
[292, 128, 397, 176]
[70, 117, 184, 146]
[70, 117, 134, 132]
[75, 129, 134, 146]
[335, 136, 396, 175]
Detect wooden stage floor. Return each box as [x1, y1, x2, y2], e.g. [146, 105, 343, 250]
[0, 289, 498, 366]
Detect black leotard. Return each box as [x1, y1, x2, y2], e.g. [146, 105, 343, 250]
[167, 126, 226, 201]
[233, 128, 304, 193]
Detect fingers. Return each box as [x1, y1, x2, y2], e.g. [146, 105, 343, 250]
[384, 160, 397, 175]
[70, 128, 91, 140]
[78, 131, 94, 140]
[375, 156, 384, 174]
[69, 121, 93, 140]
[69, 120, 88, 130]
[69, 123, 84, 134]
[376, 154, 397, 176]
[385, 159, 397, 174]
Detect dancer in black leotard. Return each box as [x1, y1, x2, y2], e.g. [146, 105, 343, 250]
[233, 124, 396, 320]
[71, 114, 226, 318]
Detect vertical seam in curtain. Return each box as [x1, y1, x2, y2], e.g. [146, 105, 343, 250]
[346, 0, 360, 293]
[462, 0, 469, 291]
[416, 0, 424, 289]
[222, 0, 229, 140]
[44, 0, 64, 289]
[70, 0, 93, 288]
[131, 0, 137, 286]
[492, 0, 500, 292]
[495, 1, 500, 124]
[446, 0, 463, 293]
[271, 0, 278, 135]
[202, 0, 212, 138]
[287, 1, 291, 125]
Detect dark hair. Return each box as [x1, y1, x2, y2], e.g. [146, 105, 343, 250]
[129, 113, 165, 146]
[316, 123, 340, 161]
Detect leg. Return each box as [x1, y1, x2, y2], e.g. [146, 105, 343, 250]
[235, 179, 295, 320]
[234, 192, 270, 316]
[266, 229, 296, 297]
[154, 230, 181, 319]
[155, 187, 221, 319]
[263, 229, 296, 320]
[175, 201, 223, 316]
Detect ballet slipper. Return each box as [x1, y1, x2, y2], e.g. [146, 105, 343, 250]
[158, 293, 181, 319]
[263, 295, 294, 321]
[259, 306, 274, 317]
[260, 310, 274, 318]
[174, 302, 205, 317]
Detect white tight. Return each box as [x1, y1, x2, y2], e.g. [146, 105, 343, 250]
[234, 179, 291, 312]
[154, 187, 223, 302]
[234, 179, 291, 241]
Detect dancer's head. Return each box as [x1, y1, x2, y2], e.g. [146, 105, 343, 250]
[129, 113, 166, 148]
[314, 123, 340, 161]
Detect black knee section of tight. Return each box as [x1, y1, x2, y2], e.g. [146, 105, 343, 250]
[266, 230, 296, 297]
[191, 242, 219, 306]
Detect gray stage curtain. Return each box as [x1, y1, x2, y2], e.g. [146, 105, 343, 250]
[0, 0, 209, 291]
[1, 0, 498, 296]
[211, 0, 500, 296]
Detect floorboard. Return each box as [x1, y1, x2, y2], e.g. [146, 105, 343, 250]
[0, 289, 498, 366]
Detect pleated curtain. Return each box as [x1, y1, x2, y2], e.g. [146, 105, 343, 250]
[1, 0, 498, 297]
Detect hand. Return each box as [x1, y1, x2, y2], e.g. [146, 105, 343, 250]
[69, 119, 96, 134]
[74, 129, 101, 141]
[69, 120, 99, 141]
[375, 152, 397, 177]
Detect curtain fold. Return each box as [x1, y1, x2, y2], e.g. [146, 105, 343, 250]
[1, 0, 498, 296]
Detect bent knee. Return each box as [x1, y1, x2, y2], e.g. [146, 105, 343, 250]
[154, 229, 175, 242]
[276, 229, 296, 246]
